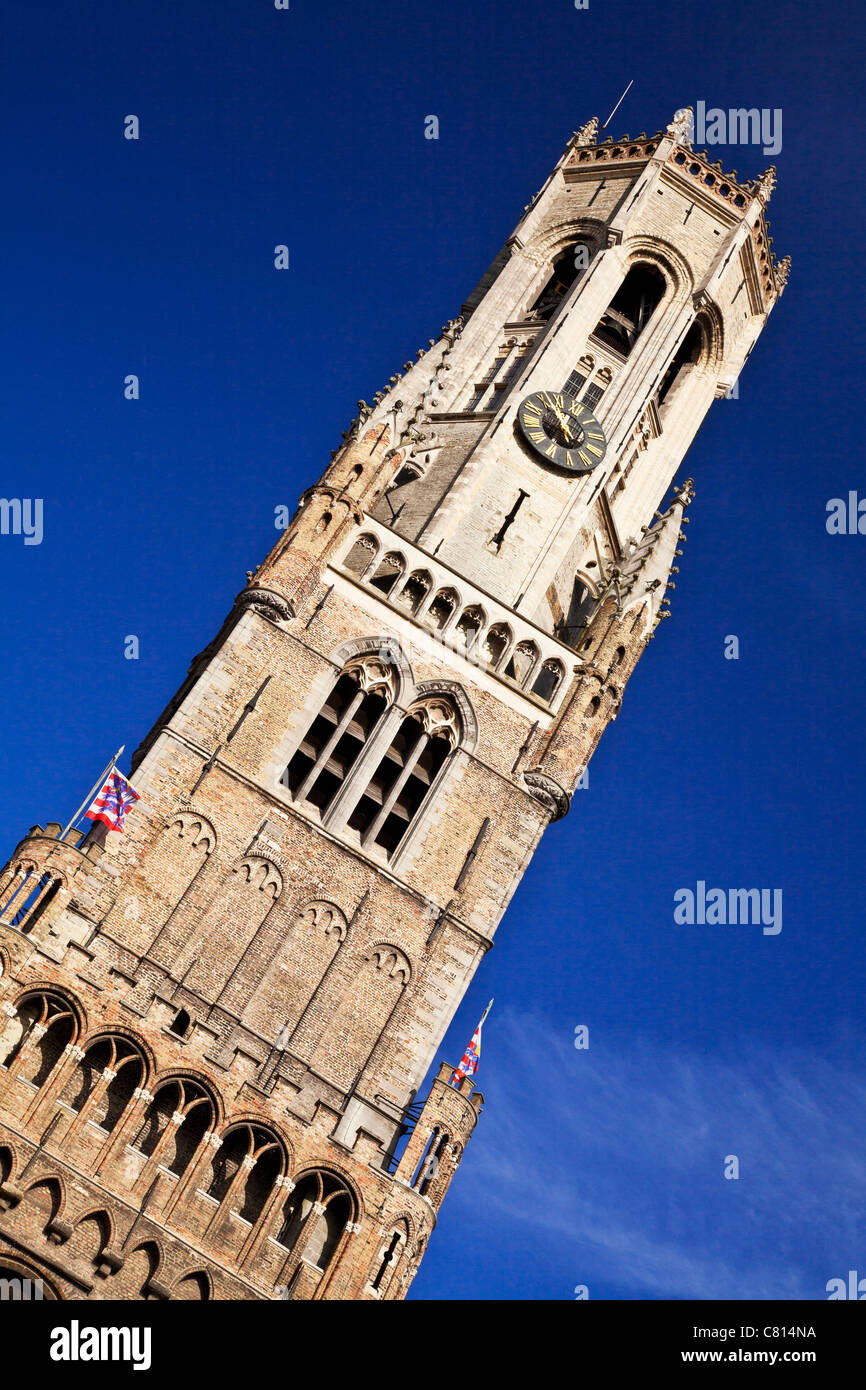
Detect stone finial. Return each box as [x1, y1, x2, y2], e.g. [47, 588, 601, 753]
[666, 107, 694, 147]
[774, 254, 791, 291]
[755, 165, 777, 201]
[573, 116, 599, 146]
[673, 476, 696, 508]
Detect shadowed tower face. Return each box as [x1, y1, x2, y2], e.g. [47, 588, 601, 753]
[0, 110, 786, 1300]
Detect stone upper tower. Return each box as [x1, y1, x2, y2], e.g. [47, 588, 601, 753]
[0, 111, 786, 1301]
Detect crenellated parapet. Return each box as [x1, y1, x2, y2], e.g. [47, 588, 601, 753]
[0, 826, 106, 950]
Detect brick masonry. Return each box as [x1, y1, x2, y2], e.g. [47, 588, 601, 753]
[0, 109, 784, 1301]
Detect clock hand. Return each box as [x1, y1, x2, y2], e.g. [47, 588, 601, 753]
[551, 405, 575, 443]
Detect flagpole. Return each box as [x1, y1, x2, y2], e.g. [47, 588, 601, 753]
[58, 745, 125, 842]
[450, 999, 495, 1088]
[600, 79, 634, 132]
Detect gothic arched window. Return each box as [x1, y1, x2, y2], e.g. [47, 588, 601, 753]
[454, 605, 485, 655]
[0, 870, 63, 933]
[284, 658, 395, 815]
[531, 659, 565, 703]
[393, 570, 431, 615]
[0, 992, 76, 1086]
[607, 645, 626, 676]
[342, 533, 379, 579]
[347, 698, 459, 856]
[503, 639, 540, 689]
[206, 1123, 283, 1225]
[368, 551, 405, 595]
[483, 622, 511, 669]
[657, 319, 706, 408]
[424, 588, 458, 632]
[276, 1170, 355, 1274]
[60, 1035, 145, 1133]
[530, 245, 586, 321]
[592, 263, 666, 357]
[131, 1078, 214, 1178]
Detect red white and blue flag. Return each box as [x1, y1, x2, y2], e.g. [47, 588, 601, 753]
[450, 1000, 493, 1087]
[85, 769, 141, 833]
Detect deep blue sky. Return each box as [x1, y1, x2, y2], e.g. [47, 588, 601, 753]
[1, 1, 864, 1301]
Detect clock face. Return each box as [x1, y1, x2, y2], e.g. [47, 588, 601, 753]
[517, 391, 607, 473]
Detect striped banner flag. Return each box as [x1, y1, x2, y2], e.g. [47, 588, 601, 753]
[450, 999, 493, 1087]
[85, 768, 141, 833]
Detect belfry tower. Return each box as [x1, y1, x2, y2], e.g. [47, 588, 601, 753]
[0, 111, 786, 1301]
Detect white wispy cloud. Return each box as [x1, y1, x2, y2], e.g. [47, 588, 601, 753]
[443, 1011, 866, 1300]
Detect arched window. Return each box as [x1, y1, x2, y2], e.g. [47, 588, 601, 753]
[65, 1211, 112, 1268]
[0, 865, 33, 920]
[342, 534, 379, 579]
[60, 1035, 145, 1133]
[559, 576, 596, 643]
[284, 658, 395, 815]
[657, 319, 706, 408]
[607, 645, 626, 676]
[1, 871, 61, 932]
[123, 1242, 161, 1298]
[368, 551, 405, 595]
[424, 588, 458, 632]
[18, 876, 62, 934]
[276, 1171, 354, 1273]
[563, 353, 595, 401]
[206, 1124, 283, 1225]
[503, 640, 540, 689]
[131, 1078, 213, 1178]
[454, 606, 485, 655]
[413, 1127, 451, 1195]
[347, 698, 459, 856]
[531, 658, 565, 703]
[482, 622, 511, 669]
[593, 263, 666, 356]
[1, 993, 76, 1086]
[393, 570, 431, 615]
[530, 245, 586, 321]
